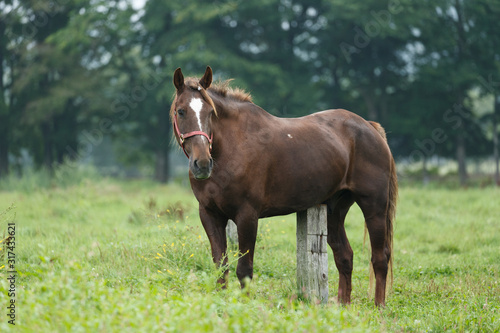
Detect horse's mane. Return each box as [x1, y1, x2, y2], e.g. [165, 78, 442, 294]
[183, 77, 252, 103]
[207, 79, 253, 103]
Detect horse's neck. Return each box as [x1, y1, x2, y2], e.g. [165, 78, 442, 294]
[222, 105, 273, 136]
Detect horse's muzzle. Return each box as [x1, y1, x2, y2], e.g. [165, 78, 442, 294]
[190, 157, 213, 180]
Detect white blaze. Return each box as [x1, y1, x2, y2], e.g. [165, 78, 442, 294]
[189, 98, 203, 131]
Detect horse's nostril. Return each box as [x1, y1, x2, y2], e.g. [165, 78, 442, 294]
[193, 158, 212, 171]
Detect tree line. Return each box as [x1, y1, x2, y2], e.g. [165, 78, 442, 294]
[1, 0, 499, 185]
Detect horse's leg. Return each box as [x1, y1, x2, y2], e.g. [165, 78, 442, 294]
[356, 196, 390, 306]
[199, 206, 229, 287]
[327, 192, 355, 304]
[234, 209, 258, 288]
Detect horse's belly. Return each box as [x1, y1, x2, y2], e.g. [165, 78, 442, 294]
[259, 165, 345, 218]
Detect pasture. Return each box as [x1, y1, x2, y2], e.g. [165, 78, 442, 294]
[0, 177, 499, 332]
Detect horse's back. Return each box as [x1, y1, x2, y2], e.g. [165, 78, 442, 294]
[296, 108, 389, 155]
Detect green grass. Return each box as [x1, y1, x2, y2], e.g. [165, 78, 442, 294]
[0, 178, 499, 332]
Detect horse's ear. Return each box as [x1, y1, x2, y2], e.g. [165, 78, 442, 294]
[199, 66, 212, 89]
[173, 67, 184, 90]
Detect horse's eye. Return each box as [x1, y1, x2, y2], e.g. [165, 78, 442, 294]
[177, 109, 185, 116]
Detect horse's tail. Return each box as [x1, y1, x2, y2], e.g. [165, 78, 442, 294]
[368, 121, 387, 140]
[368, 121, 398, 287]
[386, 149, 398, 285]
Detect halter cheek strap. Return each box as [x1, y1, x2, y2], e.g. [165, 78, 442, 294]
[173, 111, 213, 158]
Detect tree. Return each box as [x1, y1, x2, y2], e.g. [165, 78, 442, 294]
[2, 0, 138, 175]
[136, 0, 326, 181]
[470, 0, 500, 185]
[408, 0, 496, 185]
[0, 4, 12, 177]
[2, 0, 499, 185]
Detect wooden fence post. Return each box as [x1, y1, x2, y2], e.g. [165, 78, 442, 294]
[226, 219, 238, 245]
[296, 205, 328, 304]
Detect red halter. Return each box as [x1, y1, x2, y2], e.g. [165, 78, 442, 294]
[173, 111, 213, 158]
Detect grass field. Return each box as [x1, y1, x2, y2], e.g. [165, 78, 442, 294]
[0, 176, 499, 332]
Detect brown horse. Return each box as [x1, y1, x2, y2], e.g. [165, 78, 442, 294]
[171, 66, 398, 306]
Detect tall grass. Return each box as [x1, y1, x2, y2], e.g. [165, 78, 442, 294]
[0, 162, 100, 192]
[0, 178, 498, 332]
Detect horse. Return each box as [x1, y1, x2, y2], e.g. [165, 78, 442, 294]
[170, 66, 398, 306]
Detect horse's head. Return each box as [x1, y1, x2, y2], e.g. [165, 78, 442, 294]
[172, 66, 215, 180]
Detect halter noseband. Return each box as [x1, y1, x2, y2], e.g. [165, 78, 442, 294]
[173, 108, 213, 159]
